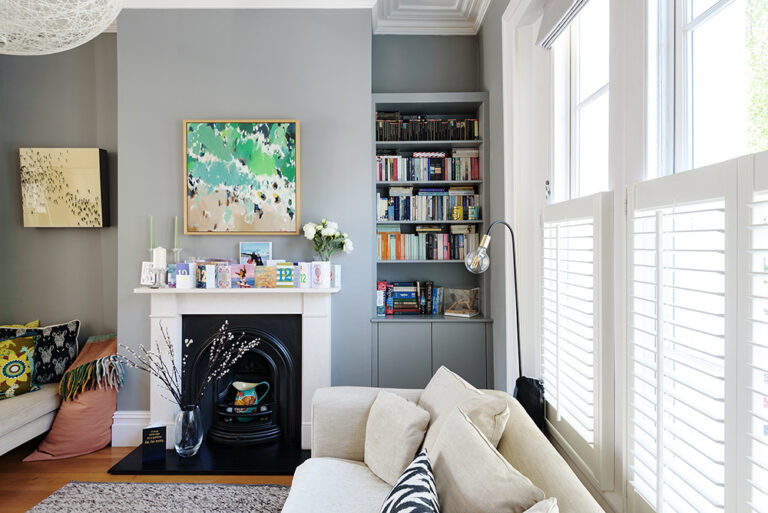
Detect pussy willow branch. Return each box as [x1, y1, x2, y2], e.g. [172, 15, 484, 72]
[120, 320, 260, 411]
[138, 343, 182, 404]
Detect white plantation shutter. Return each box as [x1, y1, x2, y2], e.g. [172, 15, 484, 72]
[541, 191, 613, 489]
[627, 159, 737, 513]
[743, 152, 768, 513]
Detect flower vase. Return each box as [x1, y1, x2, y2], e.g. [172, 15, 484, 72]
[174, 405, 203, 458]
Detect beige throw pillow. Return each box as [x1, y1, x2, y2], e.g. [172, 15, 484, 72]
[365, 391, 431, 486]
[525, 498, 559, 513]
[419, 366, 510, 451]
[431, 407, 545, 513]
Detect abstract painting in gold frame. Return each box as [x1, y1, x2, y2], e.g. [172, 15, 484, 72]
[184, 120, 300, 235]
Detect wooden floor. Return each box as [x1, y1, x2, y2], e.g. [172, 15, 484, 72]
[0, 440, 291, 513]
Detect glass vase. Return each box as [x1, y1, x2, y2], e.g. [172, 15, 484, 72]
[174, 405, 203, 458]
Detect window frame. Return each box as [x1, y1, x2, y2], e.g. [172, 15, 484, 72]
[552, 0, 611, 202]
[649, 0, 749, 176]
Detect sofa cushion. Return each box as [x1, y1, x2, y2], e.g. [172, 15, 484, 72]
[0, 320, 39, 329]
[419, 366, 509, 451]
[365, 391, 430, 486]
[380, 449, 439, 513]
[0, 319, 81, 385]
[431, 407, 544, 513]
[0, 383, 60, 438]
[312, 386, 422, 461]
[24, 334, 120, 461]
[282, 457, 392, 513]
[525, 499, 559, 512]
[0, 333, 39, 399]
[482, 390, 605, 513]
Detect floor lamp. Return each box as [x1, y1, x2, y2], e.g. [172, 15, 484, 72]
[465, 220, 546, 432]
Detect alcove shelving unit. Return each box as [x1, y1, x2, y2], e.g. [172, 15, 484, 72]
[370, 92, 493, 390]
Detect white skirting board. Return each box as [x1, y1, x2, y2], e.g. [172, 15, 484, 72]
[113, 411, 313, 450]
[112, 410, 151, 447]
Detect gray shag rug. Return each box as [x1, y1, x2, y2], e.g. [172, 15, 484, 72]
[28, 481, 290, 513]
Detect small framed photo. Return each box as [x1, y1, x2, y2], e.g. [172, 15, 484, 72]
[240, 241, 272, 265]
[140, 261, 156, 286]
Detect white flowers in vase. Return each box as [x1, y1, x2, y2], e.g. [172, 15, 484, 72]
[303, 219, 353, 261]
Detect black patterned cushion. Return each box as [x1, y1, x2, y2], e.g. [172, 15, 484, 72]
[0, 320, 80, 384]
[380, 449, 440, 513]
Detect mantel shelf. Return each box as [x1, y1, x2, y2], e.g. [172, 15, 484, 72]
[134, 287, 340, 295]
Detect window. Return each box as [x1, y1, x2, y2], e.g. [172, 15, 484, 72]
[552, 0, 610, 201]
[648, 0, 768, 175]
[541, 192, 614, 489]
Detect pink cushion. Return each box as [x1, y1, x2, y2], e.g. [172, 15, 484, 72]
[23, 335, 118, 461]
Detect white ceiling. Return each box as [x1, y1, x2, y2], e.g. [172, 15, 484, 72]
[118, 0, 491, 35]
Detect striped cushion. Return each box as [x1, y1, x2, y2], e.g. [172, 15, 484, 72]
[379, 449, 440, 513]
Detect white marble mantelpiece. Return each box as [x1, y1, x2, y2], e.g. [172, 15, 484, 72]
[129, 287, 339, 449]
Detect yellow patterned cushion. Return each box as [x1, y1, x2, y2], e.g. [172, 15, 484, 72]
[0, 333, 39, 399]
[0, 320, 40, 328]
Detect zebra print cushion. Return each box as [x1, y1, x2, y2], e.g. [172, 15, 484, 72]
[379, 449, 440, 513]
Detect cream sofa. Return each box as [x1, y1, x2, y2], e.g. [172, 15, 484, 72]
[0, 384, 61, 456]
[282, 386, 604, 513]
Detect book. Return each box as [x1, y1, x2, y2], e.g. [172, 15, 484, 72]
[376, 113, 480, 142]
[385, 284, 394, 315]
[376, 281, 387, 317]
[379, 189, 479, 222]
[142, 424, 166, 463]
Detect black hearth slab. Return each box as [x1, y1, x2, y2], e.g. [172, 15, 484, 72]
[108, 440, 309, 475]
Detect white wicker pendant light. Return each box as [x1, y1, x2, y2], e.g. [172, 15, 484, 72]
[0, 0, 122, 56]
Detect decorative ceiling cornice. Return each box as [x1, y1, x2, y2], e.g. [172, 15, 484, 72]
[119, 0, 490, 36]
[373, 0, 491, 35]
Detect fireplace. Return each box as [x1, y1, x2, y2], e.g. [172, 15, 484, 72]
[113, 287, 336, 474]
[182, 315, 301, 447]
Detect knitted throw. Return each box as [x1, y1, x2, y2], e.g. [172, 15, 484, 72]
[58, 355, 125, 401]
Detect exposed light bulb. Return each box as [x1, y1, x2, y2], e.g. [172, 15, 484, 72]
[465, 246, 490, 274]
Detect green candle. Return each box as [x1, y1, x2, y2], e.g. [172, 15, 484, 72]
[150, 215, 155, 249]
[174, 216, 179, 249]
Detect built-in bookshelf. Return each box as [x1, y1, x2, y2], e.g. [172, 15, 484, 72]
[372, 92, 489, 321]
[370, 92, 492, 389]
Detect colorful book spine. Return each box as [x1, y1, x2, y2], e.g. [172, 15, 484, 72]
[377, 281, 387, 317]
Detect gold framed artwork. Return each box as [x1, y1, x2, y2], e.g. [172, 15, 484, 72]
[183, 120, 300, 235]
[19, 148, 109, 228]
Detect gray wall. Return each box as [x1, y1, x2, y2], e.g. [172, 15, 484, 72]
[0, 35, 118, 340]
[480, 0, 513, 390]
[117, 9, 373, 410]
[373, 35, 479, 93]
